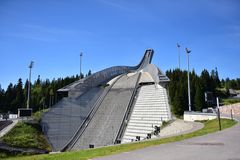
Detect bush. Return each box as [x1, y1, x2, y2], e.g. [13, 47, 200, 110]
[33, 109, 48, 122]
[222, 99, 240, 105]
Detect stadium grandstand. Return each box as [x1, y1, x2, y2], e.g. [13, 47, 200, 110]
[41, 49, 171, 152]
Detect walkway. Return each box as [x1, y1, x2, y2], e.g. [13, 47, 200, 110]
[0, 119, 18, 138]
[159, 119, 204, 138]
[95, 116, 240, 160]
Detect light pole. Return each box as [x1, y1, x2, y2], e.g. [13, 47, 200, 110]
[80, 52, 83, 79]
[177, 43, 181, 69]
[186, 48, 191, 112]
[27, 61, 34, 109]
[216, 97, 221, 130]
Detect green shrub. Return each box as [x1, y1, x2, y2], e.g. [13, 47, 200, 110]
[33, 109, 48, 122]
[1, 122, 51, 151]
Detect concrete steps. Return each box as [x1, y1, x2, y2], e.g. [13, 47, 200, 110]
[122, 84, 171, 143]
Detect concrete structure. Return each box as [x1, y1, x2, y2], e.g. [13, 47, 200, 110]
[219, 103, 240, 116]
[71, 73, 140, 150]
[41, 49, 171, 151]
[184, 111, 217, 122]
[122, 84, 171, 143]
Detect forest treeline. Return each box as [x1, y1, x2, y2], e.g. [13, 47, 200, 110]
[166, 68, 240, 116]
[0, 70, 92, 114]
[0, 68, 239, 116]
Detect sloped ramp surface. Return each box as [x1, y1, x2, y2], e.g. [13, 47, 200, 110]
[71, 73, 140, 150]
[41, 87, 104, 151]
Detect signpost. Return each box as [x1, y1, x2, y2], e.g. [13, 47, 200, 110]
[216, 97, 221, 131]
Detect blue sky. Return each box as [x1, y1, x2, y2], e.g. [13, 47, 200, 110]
[0, 0, 239, 89]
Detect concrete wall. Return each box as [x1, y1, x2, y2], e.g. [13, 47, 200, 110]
[184, 112, 217, 122]
[219, 103, 240, 116]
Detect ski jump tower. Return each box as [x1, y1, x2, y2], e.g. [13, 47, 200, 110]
[41, 49, 171, 151]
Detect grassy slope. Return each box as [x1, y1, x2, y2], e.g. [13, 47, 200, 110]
[1, 122, 51, 151]
[216, 87, 240, 105]
[222, 99, 240, 105]
[5, 118, 237, 160]
[33, 109, 49, 122]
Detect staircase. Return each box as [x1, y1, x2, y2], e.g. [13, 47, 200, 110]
[122, 84, 171, 143]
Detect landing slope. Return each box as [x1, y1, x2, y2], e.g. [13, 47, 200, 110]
[72, 73, 140, 150]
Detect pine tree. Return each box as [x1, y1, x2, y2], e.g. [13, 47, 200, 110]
[87, 70, 92, 76]
[214, 67, 221, 87]
[49, 88, 54, 107]
[172, 83, 186, 116]
[4, 83, 15, 112]
[172, 85, 181, 116]
[0, 86, 5, 112]
[15, 78, 25, 108]
[194, 81, 205, 111]
[201, 69, 211, 91]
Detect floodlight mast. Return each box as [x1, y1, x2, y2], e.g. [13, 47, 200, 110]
[186, 48, 191, 112]
[177, 43, 181, 69]
[80, 52, 83, 79]
[27, 61, 34, 109]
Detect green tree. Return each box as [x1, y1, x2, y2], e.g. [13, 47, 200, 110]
[49, 88, 54, 107]
[15, 78, 25, 108]
[80, 73, 84, 79]
[172, 82, 187, 116]
[201, 69, 211, 91]
[0, 74, 80, 113]
[87, 70, 92, 76]
[194, 80, 205, 111]
[39, 97, 46, 110]
[4, 83, 16, 113]
[0, 85, 5, 113]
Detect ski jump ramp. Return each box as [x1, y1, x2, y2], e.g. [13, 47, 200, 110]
[41, 49, 171, 151]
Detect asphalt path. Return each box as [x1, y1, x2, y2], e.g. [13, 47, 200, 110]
[95, 116, 240, 160]
[0, 119, 18, 138]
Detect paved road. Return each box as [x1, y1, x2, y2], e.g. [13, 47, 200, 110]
[95, 116, 240, 160]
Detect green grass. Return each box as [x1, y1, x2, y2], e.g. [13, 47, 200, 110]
[222, 98, 240, 105]
[1, 122, 51, 151]
[33, 109, 49, 122]
[4, 118, 237, 160]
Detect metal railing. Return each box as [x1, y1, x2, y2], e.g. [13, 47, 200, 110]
[61, 75, 123, 151]
[58, 49, 154, 93]
[114, 72, 142, 144]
